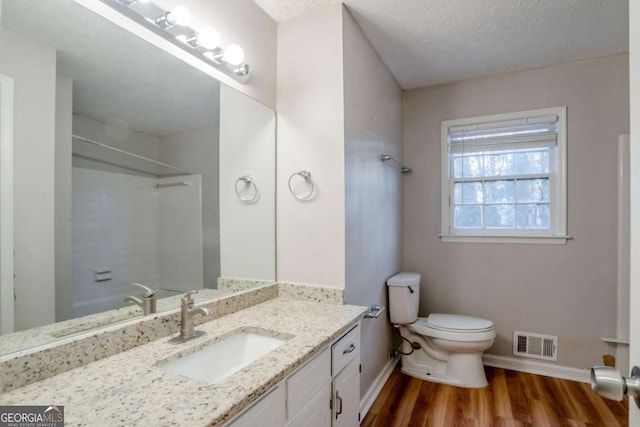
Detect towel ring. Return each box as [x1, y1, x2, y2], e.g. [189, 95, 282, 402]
[235, 175, 259, 203]
[288, 170, 314, 201]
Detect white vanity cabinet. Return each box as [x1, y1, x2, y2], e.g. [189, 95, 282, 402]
[287, 346, 332, 424]
[227, 385, 286, 427]
[225, 322, 361, 427]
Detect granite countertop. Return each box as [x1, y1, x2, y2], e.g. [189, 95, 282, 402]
[0, 297, 366, 426]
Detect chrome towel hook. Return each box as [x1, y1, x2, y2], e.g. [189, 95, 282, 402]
[234, 175, 259, 203]
[288, 170, 315, 201]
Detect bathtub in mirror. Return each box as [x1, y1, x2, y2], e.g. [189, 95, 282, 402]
[0, 0, 275, 355]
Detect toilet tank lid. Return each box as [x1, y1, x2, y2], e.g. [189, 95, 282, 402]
[387, 272, 421, 287]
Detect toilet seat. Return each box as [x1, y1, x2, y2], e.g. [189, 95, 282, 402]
[427, 313, 493, 332]
[408, 315, 495, 342]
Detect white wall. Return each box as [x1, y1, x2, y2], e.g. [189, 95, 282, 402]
[0, 29, 56, 331]
[219, 85, 276, 280]
[342, 7, 403, 402]
[403, 54, 629, 369]
[629, 0, 639, 423]
[156, 175, 203, 292]
[159, 123, 220, 288]
[55, 76, 73, 322]
[276, 3, 346, 288]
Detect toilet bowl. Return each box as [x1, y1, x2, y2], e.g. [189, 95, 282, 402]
[387, 272, 495, 388]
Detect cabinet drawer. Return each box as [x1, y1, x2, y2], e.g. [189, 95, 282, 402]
[286, 348, 331, 419]
[331, 324, 360, 377]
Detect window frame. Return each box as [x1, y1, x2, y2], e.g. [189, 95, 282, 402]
[440, 106, 568, 244]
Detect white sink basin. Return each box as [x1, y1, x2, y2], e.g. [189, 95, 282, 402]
[159, 331, 288, 384]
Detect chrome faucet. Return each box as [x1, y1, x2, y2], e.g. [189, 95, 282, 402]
[171, 291, 213, 343]
[123, 283, 157, 315]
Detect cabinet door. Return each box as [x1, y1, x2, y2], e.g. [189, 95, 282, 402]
[288, 384, 331, 427]
[228, 384, 285, 427]
[287, 348, 331, 419]
[332, 361, 360, 427]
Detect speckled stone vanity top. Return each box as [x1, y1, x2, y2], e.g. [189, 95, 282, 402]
[0, 297, 366, 426]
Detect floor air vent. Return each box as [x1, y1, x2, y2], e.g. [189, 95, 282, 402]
[513, 331, 558, 361]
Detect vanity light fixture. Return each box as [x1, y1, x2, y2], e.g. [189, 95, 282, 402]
[108, 0, 251, 83]
[154, 6, 191, 28]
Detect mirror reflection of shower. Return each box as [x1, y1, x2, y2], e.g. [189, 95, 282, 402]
[68, 117, 210, 319]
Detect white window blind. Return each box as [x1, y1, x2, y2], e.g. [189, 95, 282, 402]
[448, 114, 558, 154]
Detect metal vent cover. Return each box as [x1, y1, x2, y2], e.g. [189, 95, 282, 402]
[513, 331, 558, 361]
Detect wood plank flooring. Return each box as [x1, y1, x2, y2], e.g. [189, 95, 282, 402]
[362, 367, 628, 427]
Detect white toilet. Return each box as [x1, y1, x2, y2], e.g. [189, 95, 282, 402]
[387, 272, 495, 388]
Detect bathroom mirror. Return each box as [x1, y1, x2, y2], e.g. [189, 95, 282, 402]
[0, 0, 276, 355]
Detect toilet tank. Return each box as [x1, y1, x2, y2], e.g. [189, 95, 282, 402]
[386, 272, 421, 325]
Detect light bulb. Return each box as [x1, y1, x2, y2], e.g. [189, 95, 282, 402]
[223, 44, 244, 66]
[167, 6, 191, 26]
[198, 27, 220, 50]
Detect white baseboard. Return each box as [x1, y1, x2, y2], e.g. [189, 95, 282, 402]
[483, 354, 591, 384]
[360, 358, 399, 421]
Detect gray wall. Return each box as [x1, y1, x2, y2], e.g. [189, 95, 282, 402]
[0, 29, 57, 331]
[403, 54, 629, 368]
[343, 8, 403, 400]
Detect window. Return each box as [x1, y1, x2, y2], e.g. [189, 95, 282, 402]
[440, 107, 567, 244]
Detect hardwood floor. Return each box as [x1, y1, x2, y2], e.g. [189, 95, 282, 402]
[362, 366, 628, 427]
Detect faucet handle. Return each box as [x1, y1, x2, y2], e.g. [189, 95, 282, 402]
[132, 283, 156, 297]
[181, 290, 198, 305]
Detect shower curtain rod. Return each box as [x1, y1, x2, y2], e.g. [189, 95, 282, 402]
[72, 134, 192, 175]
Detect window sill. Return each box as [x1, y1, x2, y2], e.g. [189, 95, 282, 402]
[439, 235, 571, 245]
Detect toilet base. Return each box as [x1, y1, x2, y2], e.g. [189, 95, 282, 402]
[397, 327, 492, 388]
[400, 352, 489, 388]
[401, 364, 462, 387]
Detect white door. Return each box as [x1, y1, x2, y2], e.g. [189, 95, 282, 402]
[630, 0, 639, 424]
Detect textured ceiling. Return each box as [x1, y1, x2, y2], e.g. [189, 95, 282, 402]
[2, 0, 220, 136]
[253, 0, 629, 89]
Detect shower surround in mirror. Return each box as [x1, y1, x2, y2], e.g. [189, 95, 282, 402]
[0, 0, 276, 352]
[71, 168, 203, 317]
[66, 112, 212, 319]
